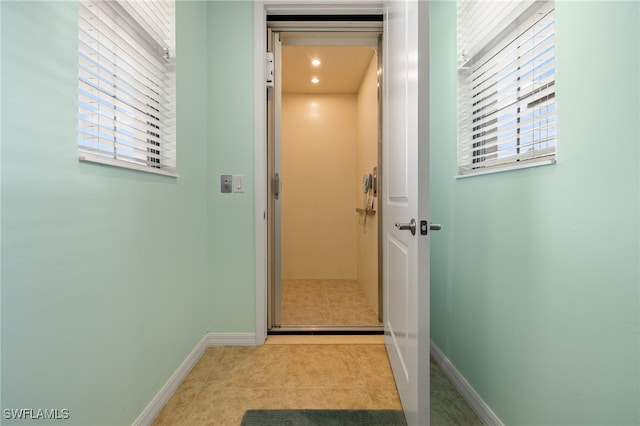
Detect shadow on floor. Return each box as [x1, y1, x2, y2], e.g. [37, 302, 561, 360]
[431, 358, 483, 425]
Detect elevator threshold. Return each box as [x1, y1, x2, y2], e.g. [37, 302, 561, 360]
[269, 325, 383, 336]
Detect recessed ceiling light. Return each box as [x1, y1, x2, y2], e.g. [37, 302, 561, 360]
[311, 77, 320, 84]
[311, 59, 321, 67]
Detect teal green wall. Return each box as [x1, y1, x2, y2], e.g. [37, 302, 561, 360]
[430, 1, 640, 425]
[0, 0, 3, 415]
[206, 1, 256, 333]
[1, 1, 214, 424]
[4, 0, 635, 424]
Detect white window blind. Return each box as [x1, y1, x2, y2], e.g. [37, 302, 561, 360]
[77, 0, 176, 176]
[457, 0, 556, 176]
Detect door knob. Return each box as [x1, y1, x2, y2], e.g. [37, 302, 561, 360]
[395, 219, 416, 235]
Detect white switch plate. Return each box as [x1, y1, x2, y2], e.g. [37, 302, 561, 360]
[233, 175, 244, 193]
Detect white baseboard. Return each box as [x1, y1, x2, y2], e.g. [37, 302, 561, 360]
[430, 341, 504, 426]
[132, 332, 257, 426]
[132, 334, 209, 426]
[207, 332, 258, 346]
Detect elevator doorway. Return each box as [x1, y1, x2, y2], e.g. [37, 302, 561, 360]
[267, 24, 383, 333]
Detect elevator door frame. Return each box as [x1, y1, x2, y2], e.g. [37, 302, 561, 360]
[267, 22, 384, 333]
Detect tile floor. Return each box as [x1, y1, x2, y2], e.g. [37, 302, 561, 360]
[281, 279, 382, 327]
[152, 336, 482, 426]
[152, 340, 400, 425]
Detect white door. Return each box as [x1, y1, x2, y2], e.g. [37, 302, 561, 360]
[382, 1, 430, 425]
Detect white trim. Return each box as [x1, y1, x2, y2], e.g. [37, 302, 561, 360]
[207, 332, 257, 346]
[261, 1, 383, 15]
[132, 334, 209, 426]
[133, 332, 259, 425]
[456, 158, 556, 179]
[79, 156, 178, 178]
[430, 341, 504, 426]
[254, 1, 268, 346]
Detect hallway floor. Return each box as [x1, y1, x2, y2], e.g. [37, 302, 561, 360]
[152, 336, 482, 426]
[281, 279, 382, 327]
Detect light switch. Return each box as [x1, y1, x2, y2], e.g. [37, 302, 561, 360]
[233, 175, 245, 193]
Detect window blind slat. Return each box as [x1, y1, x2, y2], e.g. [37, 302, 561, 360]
[78, 130, 174, 159]
[79, 6, 165, 66]
[77, 105, 173, 151]
[472, 107, 556, 142]
[471, 8, 556, 72]
[470, 83, 556, 131]
[78, 117, 169, 157]
[458, 0, 536, 66]
[78, 66, 171, 120]
[115, 0, 174, 54]
[468, 121, 556, 156]
[471, 37, 556, 96]
[78, 143, 172, 169]
[79, 11, 169, 80]
[77, 138, 170, 164]
[471, 64, 556, 111]
[468, 121, 557, 159]
[77, 37, 170, 102]
[471, 145, 555, 168]
[77, 109, 176, 146]
[78, 88, 165, 129]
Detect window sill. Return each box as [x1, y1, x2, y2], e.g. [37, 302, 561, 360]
[79, 155, 178, 178]
[456, 158, 555, 179]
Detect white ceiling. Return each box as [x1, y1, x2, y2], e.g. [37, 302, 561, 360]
[282, 45, 376, 94]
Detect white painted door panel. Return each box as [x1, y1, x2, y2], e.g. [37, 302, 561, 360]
[383, 1, 430, 425]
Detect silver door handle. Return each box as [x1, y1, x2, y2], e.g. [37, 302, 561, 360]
[395, 219, 416, 235]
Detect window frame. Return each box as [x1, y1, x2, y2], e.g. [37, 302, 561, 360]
[457, 0, 557, 178]
[77, 0, 177, 177]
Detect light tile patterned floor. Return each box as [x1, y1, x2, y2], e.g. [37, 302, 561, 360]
[281, 279, 382, 326]
[152, 343, 401, 426]
[152, 338, 483, 426]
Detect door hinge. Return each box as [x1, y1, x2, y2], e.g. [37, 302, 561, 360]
[266, 52, 274, 87]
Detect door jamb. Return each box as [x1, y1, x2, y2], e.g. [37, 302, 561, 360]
[253, 1, 384, 345]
